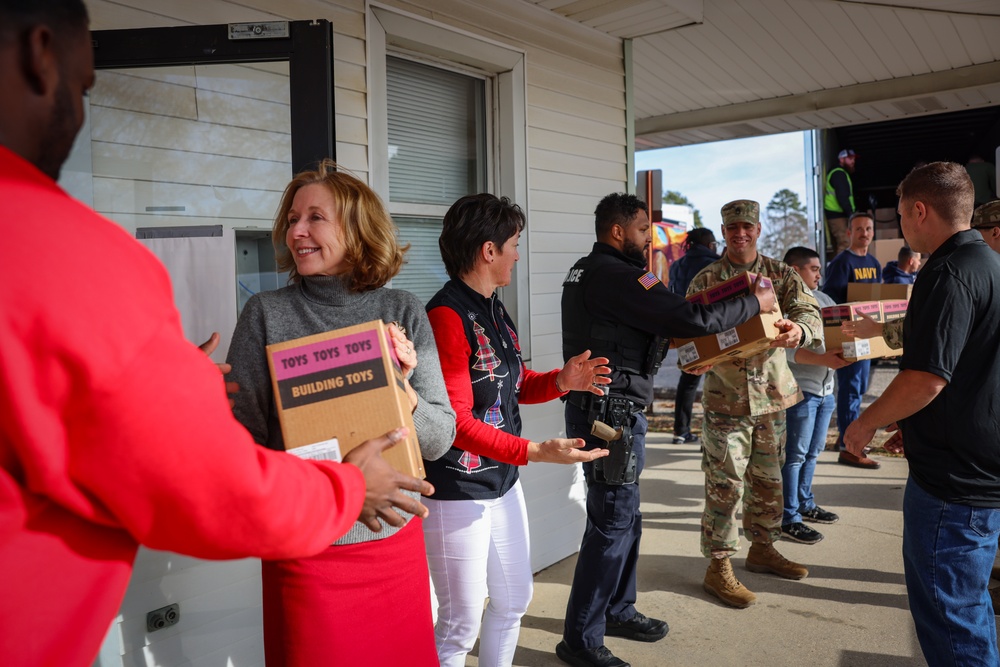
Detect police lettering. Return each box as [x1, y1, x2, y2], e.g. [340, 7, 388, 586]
[565, 268, 584, 284]
[312, 347, 339, 362]
[280, 354, 309, 370]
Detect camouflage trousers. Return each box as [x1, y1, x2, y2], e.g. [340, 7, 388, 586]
[700, 410, 786, 558]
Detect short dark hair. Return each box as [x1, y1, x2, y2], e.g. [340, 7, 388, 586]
[898, 245, 917, 263]
[848, 211, 873, 227]
[897, 161, 975, 225]
[595, 193, 647, 239]
[783, 246, 820, 267]
[684, 227, 715, 251]
[439, 193, 526, 280]
[0, 0, 89, 40]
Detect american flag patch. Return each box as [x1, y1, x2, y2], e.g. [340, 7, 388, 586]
[637, 271, 660, 290]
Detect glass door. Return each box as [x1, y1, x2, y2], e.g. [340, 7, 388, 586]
[59, 21, 334, 361]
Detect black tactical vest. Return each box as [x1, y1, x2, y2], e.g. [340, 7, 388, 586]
[561, 250, 659, 405]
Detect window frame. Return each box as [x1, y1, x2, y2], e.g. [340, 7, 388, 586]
[367, 3, 531, 358]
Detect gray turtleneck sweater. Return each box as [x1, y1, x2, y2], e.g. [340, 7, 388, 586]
[227, 274, 456, 545]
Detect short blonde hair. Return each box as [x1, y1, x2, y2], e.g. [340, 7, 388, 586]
[273, 160, 407, 290]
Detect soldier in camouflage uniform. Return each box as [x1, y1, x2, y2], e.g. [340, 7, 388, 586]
[689, 200, 822, 608]
[848, 200, 1000, 351]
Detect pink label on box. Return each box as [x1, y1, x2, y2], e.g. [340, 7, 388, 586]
[882, 300, 907, 316]
[272, 329, 383, 380]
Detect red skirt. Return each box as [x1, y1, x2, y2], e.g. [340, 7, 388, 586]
[262, 518, 438, 666]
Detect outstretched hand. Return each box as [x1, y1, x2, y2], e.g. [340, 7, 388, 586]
[342, 428, 435, 532]
[557, 350, 612, 396]
[198, 332, 239, 408]
[770, 319, 803, 349]
[842, 313, 882, 340]
[526, 438, 609, 464]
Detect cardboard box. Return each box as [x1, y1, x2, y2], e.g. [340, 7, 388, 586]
[822, 301, 897, 360]
[266, 320, 424, 478]
[674, 271, 781, 371]
[847, 282, 912, 301]
[877, 299, 907, 358]
[675, 310, 783, 371]
[701, 271, 773, 304]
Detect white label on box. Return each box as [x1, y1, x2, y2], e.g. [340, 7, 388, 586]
[716, 328, 740, 349]
[677, 341, 701, 366]
[843, 339, 871, 358]
[289, 438, 342, 462]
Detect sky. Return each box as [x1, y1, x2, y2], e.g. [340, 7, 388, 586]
[635, 131, 810, 231]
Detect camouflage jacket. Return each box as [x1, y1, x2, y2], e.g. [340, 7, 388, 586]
[687, 253, 822, 417]
[884, 319, 903, 350]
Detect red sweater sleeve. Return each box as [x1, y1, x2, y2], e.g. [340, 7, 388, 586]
[428, 306, 530, 466]
[520, 367, 564, 405]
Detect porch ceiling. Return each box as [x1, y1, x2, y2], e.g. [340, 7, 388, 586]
[524, 0, 1000, 149]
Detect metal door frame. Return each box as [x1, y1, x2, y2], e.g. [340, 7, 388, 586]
[91, 20, 335, 172]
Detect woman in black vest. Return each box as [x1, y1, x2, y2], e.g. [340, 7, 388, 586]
[424, 194, 610, 667]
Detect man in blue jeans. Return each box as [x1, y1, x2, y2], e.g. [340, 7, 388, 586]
[822, 211, 882, 469]
[780, 247, 850, 545]
[845, 162, 1000, 666]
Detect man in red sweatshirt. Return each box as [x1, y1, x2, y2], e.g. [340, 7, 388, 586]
[0, 2, 433, 664]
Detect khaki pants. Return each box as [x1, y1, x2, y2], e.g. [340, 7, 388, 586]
[826, 215, 850, 256]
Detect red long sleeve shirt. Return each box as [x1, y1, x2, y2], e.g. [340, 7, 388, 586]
[0, 148, 366, 666]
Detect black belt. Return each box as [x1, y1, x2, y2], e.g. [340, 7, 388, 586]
[568, 391, 644, 414]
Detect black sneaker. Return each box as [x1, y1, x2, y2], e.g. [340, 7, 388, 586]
[672, 432, 699, 444]
[556, 640, 630, 667]
[801, 506, 840, 524]
[604, 612, 668, 642]
[782, 522, 824, 545]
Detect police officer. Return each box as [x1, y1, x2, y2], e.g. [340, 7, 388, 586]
[556, 193, 775, 667]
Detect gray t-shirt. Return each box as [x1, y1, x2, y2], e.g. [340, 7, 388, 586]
[788, 288, 836, 397]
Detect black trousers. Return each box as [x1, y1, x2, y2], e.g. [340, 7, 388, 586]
[562, 402, 646, 649]
[673, 370, 702, 436]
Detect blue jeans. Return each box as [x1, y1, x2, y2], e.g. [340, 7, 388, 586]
[781, 392, 835, 525]
[563, 402, 646, 650]
[835, 360, 870, 448]
[903, 478, 1000, 667]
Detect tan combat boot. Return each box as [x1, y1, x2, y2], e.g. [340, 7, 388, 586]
[746, 542, 809, 580]
[704, 557, 757, 608]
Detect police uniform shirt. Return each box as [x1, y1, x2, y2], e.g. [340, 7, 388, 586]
[561, 242, 759, 406]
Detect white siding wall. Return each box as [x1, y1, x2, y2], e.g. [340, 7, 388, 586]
[84, 1, 627, 664]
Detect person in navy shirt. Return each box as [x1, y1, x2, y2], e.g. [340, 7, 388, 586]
[882, 246, 921, 284]
[822, 212, 881, 468]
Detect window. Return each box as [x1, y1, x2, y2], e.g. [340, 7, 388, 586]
[387, 56, 487, 303]
[368, 5, 530, 355]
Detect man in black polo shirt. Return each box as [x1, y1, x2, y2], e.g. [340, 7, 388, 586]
[844, 162, 1000, 667]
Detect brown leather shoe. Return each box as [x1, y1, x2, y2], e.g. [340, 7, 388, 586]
[704, 557, 756, 608]
[838, 450, 880, 469]
[746, 543, 809, 580]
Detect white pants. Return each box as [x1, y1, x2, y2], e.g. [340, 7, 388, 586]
[424, 480, 533, 667]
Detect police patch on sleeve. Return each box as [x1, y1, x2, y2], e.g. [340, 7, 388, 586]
[637, 271, 660, 290]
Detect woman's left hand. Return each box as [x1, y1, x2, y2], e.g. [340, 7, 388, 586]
[388, 323, 419, 412]
[557, 350, 612, 396]
[388, 323, 418, 377]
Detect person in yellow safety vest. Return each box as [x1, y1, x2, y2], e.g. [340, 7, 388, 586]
[824, 149, 857, 256]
